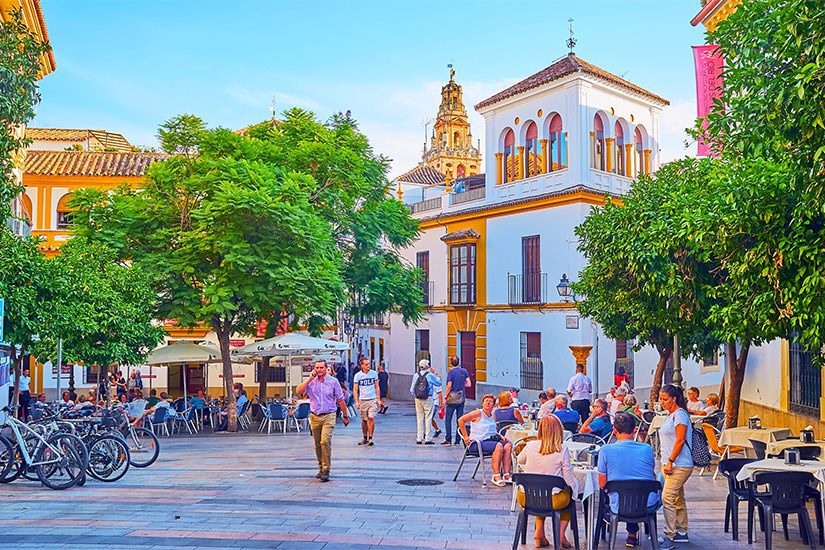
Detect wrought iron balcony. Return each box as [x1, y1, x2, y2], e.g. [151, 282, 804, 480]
[420, 281, 434, 307]
[508, 272, 549, 305]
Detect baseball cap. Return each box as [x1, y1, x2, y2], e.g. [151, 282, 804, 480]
[509, 387, 520, 393]
[418, 359, 430, 369]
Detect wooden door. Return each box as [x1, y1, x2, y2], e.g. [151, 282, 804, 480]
[460, 331, 476, 400]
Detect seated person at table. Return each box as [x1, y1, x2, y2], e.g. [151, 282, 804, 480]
[517, 415, 575, 549]
[289, 393, 310, 416]
[60, 391, 74, 408]
[702, 392, 719, 414]
[598, 412, 661, 548]
[509, 387, 521, 406]
[609, 387, 627, 418]
[73, 394, 94, 412]
[494, 391, 524, 430]
[553, 395, 581, 431]
[686, 387, 707, 416]
[189, 390, 206, 410]
[145, 388, 160, 409]
[137, 392, 174, 426]
[619, 395, 642, 424]
[580, 399, 612, 440]
[458, 394, 514, 487]
[537, 391, 556, 419]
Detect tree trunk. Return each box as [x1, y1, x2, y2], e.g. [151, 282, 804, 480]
[213, 321, 238, 432]
[718, 364, 726, 409]
[725, 340, 750, 429]
[257, 355, 270, 412]
[649, 347, 672, 405]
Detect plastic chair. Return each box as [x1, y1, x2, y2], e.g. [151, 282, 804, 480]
[751, 471, 817, 550]
[510, 436, 539, 512]
[602, 479, 661, 550]
[453, 438, 496, 487]
[258, 401, 272, 433]
[702, 423, 745, 478]
[748, 439, 775, 460]
[172, 398, 186, 413]
[784, 446, 822, 461]
[264, 403, 287, 434]
[237, 401, 251, 430]
[511, 473, 580, 550]
[173, 406, 197, 435]
[149, 407, 170, 437]
[562, 421, 580, 433]
[291, 402, 310, 432]
[718, 458, 757, 542]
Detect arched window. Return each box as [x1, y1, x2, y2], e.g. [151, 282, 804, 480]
[591, 114, 606, 171]
[634, 125, 648, 176]
[524, 121, 541, 177]
[614, 121, 625, 176]
[548, 114, 567, 171]
[456, 164, 466, 178]
[56, 193, 75, 230]
[20, 193, 32, 225]
[503, 129, 516, 183]
[453, 131, 462, 149]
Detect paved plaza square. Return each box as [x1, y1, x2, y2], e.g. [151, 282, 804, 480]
[0, 402, 815, 549]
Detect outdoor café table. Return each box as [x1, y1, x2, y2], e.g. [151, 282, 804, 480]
[736, 458, 825, 484]
[766, 439, 825, 457]
[719, 426, 794, 450]
[572, 463, 600, 550]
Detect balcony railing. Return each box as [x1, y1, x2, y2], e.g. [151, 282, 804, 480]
[450, 186, 486, 205]
[508, 273, 550, 305]
[353, 314, 390, 327]
[420, 281, 434, 307]
[408, 196, 442, 214]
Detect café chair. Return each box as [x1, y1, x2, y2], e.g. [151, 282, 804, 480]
[718, 458, 758, 541]
[751, 471, 818, 550]
[570, 432, 605, 446]
[602, 479, 661, 550]
[702, 423, 745, 478]
[509, 436, 538, 512]
[453, 437, 496, 487]
[512, 473, 580, 550]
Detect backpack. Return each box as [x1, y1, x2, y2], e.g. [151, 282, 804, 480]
[413, 372, 430, 399]
[684, 413, 711, 467]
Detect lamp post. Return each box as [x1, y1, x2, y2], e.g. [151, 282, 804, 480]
[672, 334, 684, 389]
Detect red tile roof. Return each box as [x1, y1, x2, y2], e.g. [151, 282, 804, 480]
[475, 54, 670, 110]
[395, 164, 445, 185]
[26, 128, 133, 152]
[441, 228, 481, 242]
[23, 150, 167, 177]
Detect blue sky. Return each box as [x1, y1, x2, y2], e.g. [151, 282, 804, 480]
[35, 0, 707, 176]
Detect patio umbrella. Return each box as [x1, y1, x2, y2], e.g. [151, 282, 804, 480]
[145, 341, 222, 405]
[232, 333, 348, 397]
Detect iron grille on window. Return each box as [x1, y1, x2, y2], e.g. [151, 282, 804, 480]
[254, 362, 286, 383]
[520, 332, 543, 390]
[415, 329, 430, 370]
[789, 336, 820, 417]
[84, 365, 104, 384]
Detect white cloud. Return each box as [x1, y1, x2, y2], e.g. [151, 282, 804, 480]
[221, 85, 323, 112]
[659, 99, 699, 163]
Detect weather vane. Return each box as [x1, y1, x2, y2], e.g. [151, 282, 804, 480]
[269, 96, 277, 120]
[567, 18, 576, 54]
[447, 62, 455, 81]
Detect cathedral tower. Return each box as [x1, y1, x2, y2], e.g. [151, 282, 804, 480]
[422, 68, 481, 178]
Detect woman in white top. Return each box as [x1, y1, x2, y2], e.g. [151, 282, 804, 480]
[685, 386, 707, 416]
[658, 384, 694, 547]
[517, 415, 575, 548]
[458, 394, 513, 487]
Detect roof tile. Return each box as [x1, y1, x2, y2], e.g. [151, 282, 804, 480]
[395, 164, 445, 185]
[23, 150, 168, 177]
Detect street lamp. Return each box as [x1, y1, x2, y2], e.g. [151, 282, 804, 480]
[556, 273, 572, 301]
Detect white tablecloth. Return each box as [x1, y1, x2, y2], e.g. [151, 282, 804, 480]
[720, 427, 794, 448]
[572, 465, 599, 500]
[736, 458, 825, 484]
[765, 439, 825, 457]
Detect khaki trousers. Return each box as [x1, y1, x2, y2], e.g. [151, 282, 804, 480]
[662, 466, 693, 537]
[310, 412, 336, 473]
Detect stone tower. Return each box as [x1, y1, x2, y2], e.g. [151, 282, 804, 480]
[422, 68, 482, 178]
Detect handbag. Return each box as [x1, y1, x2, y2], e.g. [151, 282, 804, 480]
[446, 390, 465, 405]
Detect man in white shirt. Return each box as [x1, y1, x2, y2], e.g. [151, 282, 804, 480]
[567, 363, 593, 423]
[353, 358, 382, 446]
[18, 369, 31, 420]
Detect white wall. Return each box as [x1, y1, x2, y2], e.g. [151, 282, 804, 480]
[739, 340, 782, 409]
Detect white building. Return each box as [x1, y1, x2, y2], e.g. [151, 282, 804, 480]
[383, 53, 727, 403]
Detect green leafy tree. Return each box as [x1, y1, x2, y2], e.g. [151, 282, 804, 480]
[575, 159, 721, 404]
[33, 238, 164, 396]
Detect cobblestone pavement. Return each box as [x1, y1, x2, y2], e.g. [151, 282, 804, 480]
[0, 401, 817, 549]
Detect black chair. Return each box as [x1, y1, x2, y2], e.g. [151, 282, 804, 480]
[751, 471, 817, 550]
[562, 421, 580, 433]
[749, 439, 770, 460]
[570, 432, 605, 445]
[784, 446, 822, 461]
[496, 420, 519, 434]
[718, 458, 757, 541]
[512, 473, 580, 550]
[601, 480, 661, 550]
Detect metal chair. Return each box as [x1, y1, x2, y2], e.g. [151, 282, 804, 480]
[570, 432, 605, 446]
[602, 479, 661, 550]
[264, 403, 288, 434]
[148, 407, 170, 437]
[510, 436, 538, 512]
[562, 421, 580, 433]
[512, 473, 580, 550]
[173, 406, 197, 435]
[290, 402, 310, 432]
[237, 401, 251, 430]
[453, 438, 497, 487]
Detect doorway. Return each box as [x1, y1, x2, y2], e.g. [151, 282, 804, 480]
[459, 331, 476, 400]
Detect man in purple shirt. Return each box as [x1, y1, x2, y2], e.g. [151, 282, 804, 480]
[296, 360, 349, 482]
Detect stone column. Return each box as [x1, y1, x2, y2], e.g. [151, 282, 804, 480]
[569, 345, 593, 373]
[517, 146, 525, 180]
[540, 139, 549, 173]
[624, 144, 633, 177]
[495, 153, 503, 184]
[605, 138, 615, 173]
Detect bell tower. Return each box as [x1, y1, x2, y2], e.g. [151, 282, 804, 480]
[422, 67, 481, 178]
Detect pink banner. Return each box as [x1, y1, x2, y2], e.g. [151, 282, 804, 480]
[693, 44, 724, 156]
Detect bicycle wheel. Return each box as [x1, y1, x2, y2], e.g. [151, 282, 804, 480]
[0, 442, 26, 483]
[35, 433, 88, 490]
[87, 435, 130, 482]
[125, 427, 159, 468]
[0, 436, 13, 481]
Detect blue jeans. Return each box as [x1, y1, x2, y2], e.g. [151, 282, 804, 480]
[624, 504, 661, 535]
[445, 402, 465, 443]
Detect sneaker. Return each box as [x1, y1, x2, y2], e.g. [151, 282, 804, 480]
[358, 438, 369, 445]
[441, 440, 452, 446]
[673, 533, 689, 543]
[658, 537, 675, 549]
[416, 441, 423, 445]
[424, 440, 435, 445]
[315, 471, 322, 479]
[625, 534, 638, 548]
[319, 471, 330, 482]
[434, 429, 442, 437]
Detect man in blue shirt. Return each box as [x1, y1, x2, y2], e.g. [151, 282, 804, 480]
[443, 355, 470, 446]
[552, 395, 581, 431]
[580, 398, 612, 440]
[597, 412, 661, 547]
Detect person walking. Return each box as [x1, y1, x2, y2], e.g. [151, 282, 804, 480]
[443, 355, 470, 446]
[17, 368, 31, 420]
[657, 384, 694, 548]
[295, 360, 350, 482]
[410, 359, 442, 444]
[353, 358, 382, 446]
[335, 362, 348, 387]
[567, 363, 593, 423]
[377, 363, 389, 414]
[429, 366, 444, 437]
